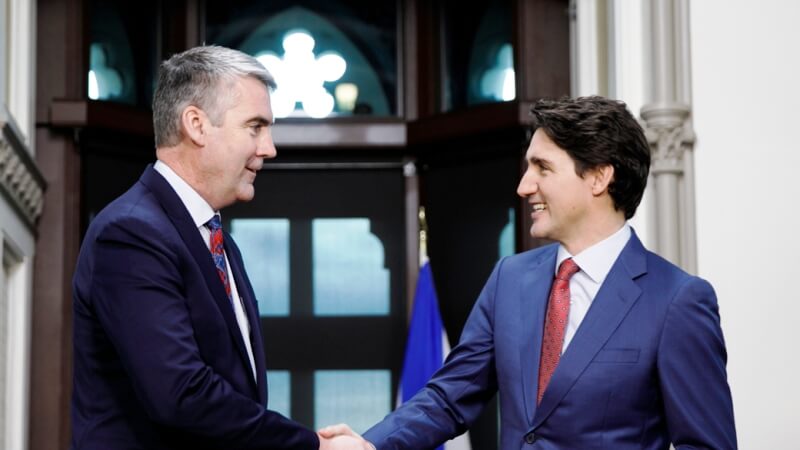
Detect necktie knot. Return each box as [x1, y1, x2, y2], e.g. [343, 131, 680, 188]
[556, 258, 579, 281]
[206, 214, 222, 232]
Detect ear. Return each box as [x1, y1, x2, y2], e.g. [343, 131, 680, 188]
[590, 164, 615, 196]
[180, 105, 209, 147]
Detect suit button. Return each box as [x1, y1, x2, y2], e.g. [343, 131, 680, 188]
[525, 432, 537, 444]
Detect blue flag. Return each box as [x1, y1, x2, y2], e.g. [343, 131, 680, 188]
[397, 261, 471, 450]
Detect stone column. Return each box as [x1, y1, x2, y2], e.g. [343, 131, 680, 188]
[641, 0, 697, 273]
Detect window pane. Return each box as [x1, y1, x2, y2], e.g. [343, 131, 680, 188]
[230, 219, 290, 317]
[87, 0, 158, 107]
[312, 218, 389, 316]
[441, 0, 515, 111]
[314, 370, 391, 434]
[498, 207, 516, 258]
[206, 0, 398, 118]
[266, 370, 291, 418]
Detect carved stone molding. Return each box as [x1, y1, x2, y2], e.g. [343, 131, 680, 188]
[641, 102, 695, 175]
[0, 117, 46, 229]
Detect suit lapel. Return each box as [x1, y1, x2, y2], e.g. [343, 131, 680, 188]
[139, 166, 254, 381]
[519, 246, 558, 425]
[532, 233, 647, 429]
[225, 232, 268, 404]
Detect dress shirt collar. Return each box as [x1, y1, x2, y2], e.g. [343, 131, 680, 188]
[556, 223, 632, 285]
[154, 160, 217, 228]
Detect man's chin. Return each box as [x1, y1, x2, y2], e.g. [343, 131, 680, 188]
[529, 225, 550, 240]
[237, 193, 255, 203]
[236, 186, 256, 203]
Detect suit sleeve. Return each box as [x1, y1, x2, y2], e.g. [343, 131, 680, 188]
[90, 218, 318, 450]
[362, 259, 505, 450]
[657, 277, 737, 449]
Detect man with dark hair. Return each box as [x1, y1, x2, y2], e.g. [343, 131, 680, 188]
[71, 45, 369, 450]
[323, 96, 736, 449]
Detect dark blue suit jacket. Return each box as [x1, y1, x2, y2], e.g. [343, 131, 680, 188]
[71, 166, 318, 449]
[364, 232, 736, 449]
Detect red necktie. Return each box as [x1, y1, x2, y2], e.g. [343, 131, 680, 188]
[206, 215, 232, 301]
[537, 257, 579, 404]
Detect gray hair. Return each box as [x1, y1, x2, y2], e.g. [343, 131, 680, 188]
[152, 45, 276, 147]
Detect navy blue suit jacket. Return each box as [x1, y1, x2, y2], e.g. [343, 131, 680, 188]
[71, 166, 318, 449]
[364, 232, 736, 449]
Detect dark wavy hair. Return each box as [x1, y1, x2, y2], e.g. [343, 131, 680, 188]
[529, 96, 650, 219]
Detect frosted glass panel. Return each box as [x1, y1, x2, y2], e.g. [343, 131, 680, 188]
[314, 370, 391, 434]
[498, 207, 515, 258]
[230, 219, 290, 316]
[312, 219, 389, 316]
[266, 370, 291, 417]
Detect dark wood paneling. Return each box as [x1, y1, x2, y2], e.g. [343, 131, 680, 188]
[50, 100, 154, 135]
[409, 101, 534, 145]
[515, 0, 571, 101]
[414, 0, 439, 118]
[35, 0, 88, 125]
[30, 128, 81, 450]
[30, 0, 88, 448]
[262, 318, 399, 369]
[161, 0, 203, 58]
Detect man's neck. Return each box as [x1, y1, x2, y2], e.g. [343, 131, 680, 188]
[156, 148, 216, 209]
[561, 215, 626, 256]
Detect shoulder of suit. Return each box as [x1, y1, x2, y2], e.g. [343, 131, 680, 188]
[87, 181, 171, 240]
[640, 248, 716, 294]
[515, 242, 558, 260]
[497, 242, 558, 270]
[643, 249, 689, 278]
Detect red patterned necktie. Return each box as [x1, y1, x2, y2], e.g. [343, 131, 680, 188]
[206, 215, 232, 301]
[537, 257, 580, 404]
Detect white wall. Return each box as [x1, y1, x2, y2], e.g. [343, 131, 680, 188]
[691, 1, 800, 448]
[5, 0, 37, 150]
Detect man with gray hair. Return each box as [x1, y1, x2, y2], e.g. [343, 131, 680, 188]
[71, 46, 368, 450]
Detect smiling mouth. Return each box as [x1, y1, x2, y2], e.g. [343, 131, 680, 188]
[532, 203, 547, 212]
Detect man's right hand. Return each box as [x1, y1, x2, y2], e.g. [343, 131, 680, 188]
[318, 424, 375, 450]
[318, 434, 373, 450]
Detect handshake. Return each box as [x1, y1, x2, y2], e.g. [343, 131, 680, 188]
[317, 424, 375, 450]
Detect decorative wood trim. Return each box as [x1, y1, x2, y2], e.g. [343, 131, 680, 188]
[273, 120, 407, 148]
[49, 100, 154, 136]
[47, 100, 411, 148]
[408, 100, 535, 145]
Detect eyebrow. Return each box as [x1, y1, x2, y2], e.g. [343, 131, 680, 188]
[529, 156, 552, 168]
[246, 116, 273, 127]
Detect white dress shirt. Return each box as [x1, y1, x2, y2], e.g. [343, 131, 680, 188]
[154, 160, 257, 380]
[555, 223, 632, 353]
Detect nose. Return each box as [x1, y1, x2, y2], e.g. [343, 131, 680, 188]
[257, 128, 277, 159]
[517, 168, 538, 198]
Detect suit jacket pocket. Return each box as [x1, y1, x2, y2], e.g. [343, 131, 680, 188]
[592, 348, 640, 363]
